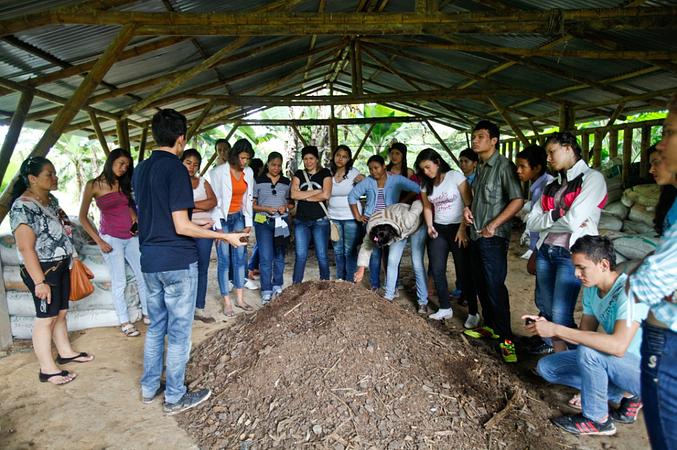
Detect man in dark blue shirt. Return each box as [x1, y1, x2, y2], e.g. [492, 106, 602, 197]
[133, 109, 247, 415]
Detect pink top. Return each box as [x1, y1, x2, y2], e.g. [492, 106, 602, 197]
[95, 191, 133, 239]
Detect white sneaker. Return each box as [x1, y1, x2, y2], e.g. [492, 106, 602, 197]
[428, 308, 453, 321]
[520, 249, 533, 260]
[393, 288, 400, 298]
[464, 313, 481, 329]
[244, 278, 260, 290]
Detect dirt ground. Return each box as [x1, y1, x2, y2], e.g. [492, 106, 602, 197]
[0, 232, 652, 449]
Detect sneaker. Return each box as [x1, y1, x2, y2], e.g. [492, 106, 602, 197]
[463, 326, 499, 340]
[428, 308, 453, 321]
[527, 342, 554, 356]
[610, 395, 643, 424]
[163, 388, 212, 415]
[272, 286, 283, 297]
[417, 304, 429, 315]
[244, 279, 260, 290]
[194, 309, 215, 324]
[463, 313, 481, 329]
[142, 383, 165, 404]
[393, 288, 400, 298]
[449, 288, 462, 299]
[261, 294, 272, 305]
[551, 414, 616, 436]
[500, 339, 517, 363]
[520, 249, 533, 260]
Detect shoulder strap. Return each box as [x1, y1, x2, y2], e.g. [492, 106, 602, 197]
[302, 170, 330, 218]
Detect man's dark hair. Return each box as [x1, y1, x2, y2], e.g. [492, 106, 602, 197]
[369, 223, 398, 248]
[516, 144, 547, 177]
[215, 139, 229, 149]
[459, 147, 478, 162]
[228, 138, 254, 166]
[151, 109, 187, 148]
[367, 154, 385, 166]
[473, 120, 500, 146]
[545, 131, 582, 159]
[250, 158, 264, 177]
[570, 235, 617, 270]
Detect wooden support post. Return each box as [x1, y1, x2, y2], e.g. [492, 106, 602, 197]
[623, 128, 633, 184]
[581, 133, 590, 163]
[508, 141, 514, 162]
[640, 125, 651, 179]
[528, 120, 542, 145]
[116, 118, 130, 150]
[424, 120, 460, 167]
[186, 101, 214, 142]
[559, 103, 575, 131]
[0, 25, 135, 222]
[488, 97, 529, 147]
[138, 124, 148, 162]
[200, 123, 239, 176]
[609, 130, 618, 159]
[0, 256, 11, 349]
[592, 130, 603, 168]
[350, 39, 363, 95]
[291, 123, 309, 148]
[88, 111, 110, 156]
[353, 123, 376, 161]
[0, 90, 33, 184]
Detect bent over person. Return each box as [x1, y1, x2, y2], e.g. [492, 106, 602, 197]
[133, 109, 247, 415]
[525, 236, 647, 436]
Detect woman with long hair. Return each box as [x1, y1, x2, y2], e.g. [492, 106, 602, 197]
[253, 152, 293, 303]
[11, 156, 94, 384]
[208, 138, 256, 317]
[181, 148, 217, 322]
[329, 144, 364, 281]
[416, 148, 473, 321]
[79, 148, 149, 337]
[291, 145, 333, 283]
[648, 144, 677, 236]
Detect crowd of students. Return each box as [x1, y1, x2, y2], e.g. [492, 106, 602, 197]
[7, 103, 677, 447]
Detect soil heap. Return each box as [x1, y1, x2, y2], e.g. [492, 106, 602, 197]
[178, 281, 565, 449]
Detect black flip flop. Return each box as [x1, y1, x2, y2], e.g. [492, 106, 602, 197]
[56, 352, 93, 364]
[39, 370, 75, 384]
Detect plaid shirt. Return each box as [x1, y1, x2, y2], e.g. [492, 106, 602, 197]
[629, 220, 677, 331]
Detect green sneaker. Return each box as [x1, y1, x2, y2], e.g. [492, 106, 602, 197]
[500, 339, 517, 363]
[463, 326, 499, 340]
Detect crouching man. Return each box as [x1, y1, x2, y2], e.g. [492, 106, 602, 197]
[523, 235, 648, 436]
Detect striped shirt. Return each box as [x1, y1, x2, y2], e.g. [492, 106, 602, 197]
[253, 174, 291, 218]
[628, 220, 677, 331]
[375, 188, 386, 213]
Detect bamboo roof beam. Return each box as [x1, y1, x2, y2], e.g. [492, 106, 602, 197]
[425, 119, 460, 167]
[350, 39, 363, 95]
[89, 111, 110, 156]
[0, 90, 33, 184]
[186, 100, 214, 142]
[489, 97, 530, 147]
[5, 6, 674, 37]
[137, 124, 148, 162]
[352, 123, 376, 161]
[0, 24, 135, 221]
[200, 123, 240, 176]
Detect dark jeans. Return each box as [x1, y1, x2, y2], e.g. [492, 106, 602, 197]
[247, 243, 259, 273]
[428, 223, 474, 310]
[293, 217, 330, 283]
[470, 236, 512, 339]
[641, 323, 677, 450]
[194, 237, 213, 309]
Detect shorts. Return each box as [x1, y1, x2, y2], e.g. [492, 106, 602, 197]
[20, 258, 71, 318]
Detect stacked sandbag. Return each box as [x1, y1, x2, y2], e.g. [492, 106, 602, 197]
[1, 219, 143, 339]
[619, 184, 660, 235]
[601, 158, 623, 203]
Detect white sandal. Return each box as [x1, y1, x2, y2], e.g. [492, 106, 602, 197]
[121, 323, 140, 337]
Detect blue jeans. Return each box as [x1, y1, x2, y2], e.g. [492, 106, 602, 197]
[470, 236, 512, 339]
[254, 219, 286, 297]
[535, 244, 581, 328]
[333, 219, 361, 281]
[194, 237, 213, 309]
[381, 239, 407, 301]
[641, 323, 677, 450]
[100, 234, 149, 323]
[369, 246, 383, 289]
[216, 212, 246, 296]
[247, 243, 259, 273]
[141, 262, 198, 404]
[409, 225, 429, 305]
[293, 217, 330, 283]
[537, 345, 641, 422]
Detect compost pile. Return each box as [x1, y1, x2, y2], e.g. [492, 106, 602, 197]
[178, 281, 565, 449]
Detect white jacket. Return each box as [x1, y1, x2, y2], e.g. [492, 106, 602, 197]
[208, 163, 254, 228]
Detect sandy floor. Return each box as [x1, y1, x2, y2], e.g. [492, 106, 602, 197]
[0, 235, 652, 449]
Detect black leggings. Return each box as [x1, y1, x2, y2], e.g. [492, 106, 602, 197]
[428, 223, 475, 311]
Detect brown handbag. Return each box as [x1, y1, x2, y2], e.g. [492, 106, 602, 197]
[69, 259, 95, 301]
[527, 251, 537, 276]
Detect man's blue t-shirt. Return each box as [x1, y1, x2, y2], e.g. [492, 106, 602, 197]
[582, 273, 649, 358]
[132, 150, 197, 273]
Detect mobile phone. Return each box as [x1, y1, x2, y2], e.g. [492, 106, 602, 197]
[130, 222, 138, 234]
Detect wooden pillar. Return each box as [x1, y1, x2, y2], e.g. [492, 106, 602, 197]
[349, 39, 363, 95]
[116, 118, 130, 150]
[0, 90, 33, 184]
[508, 141, 514, 162]
[592, 130, 602, 168]
[640, 125, 651, 179]
[581, 133, 590, 163]
[138, 124, 148, 162]
[329, 94, 338, 154]
[559, 103, 575, 131]
[0, 25, 135, 222]
[0, 257, 11, 349]
[88, 111, 110, 156]
[623, 128, 633, 184]
[609, 130, 618, 159]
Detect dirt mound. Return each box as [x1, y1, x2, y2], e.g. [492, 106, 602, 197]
[178, 281, 565, 449]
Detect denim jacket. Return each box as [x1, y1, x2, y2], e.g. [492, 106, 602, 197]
[348, 174, 420, 217]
